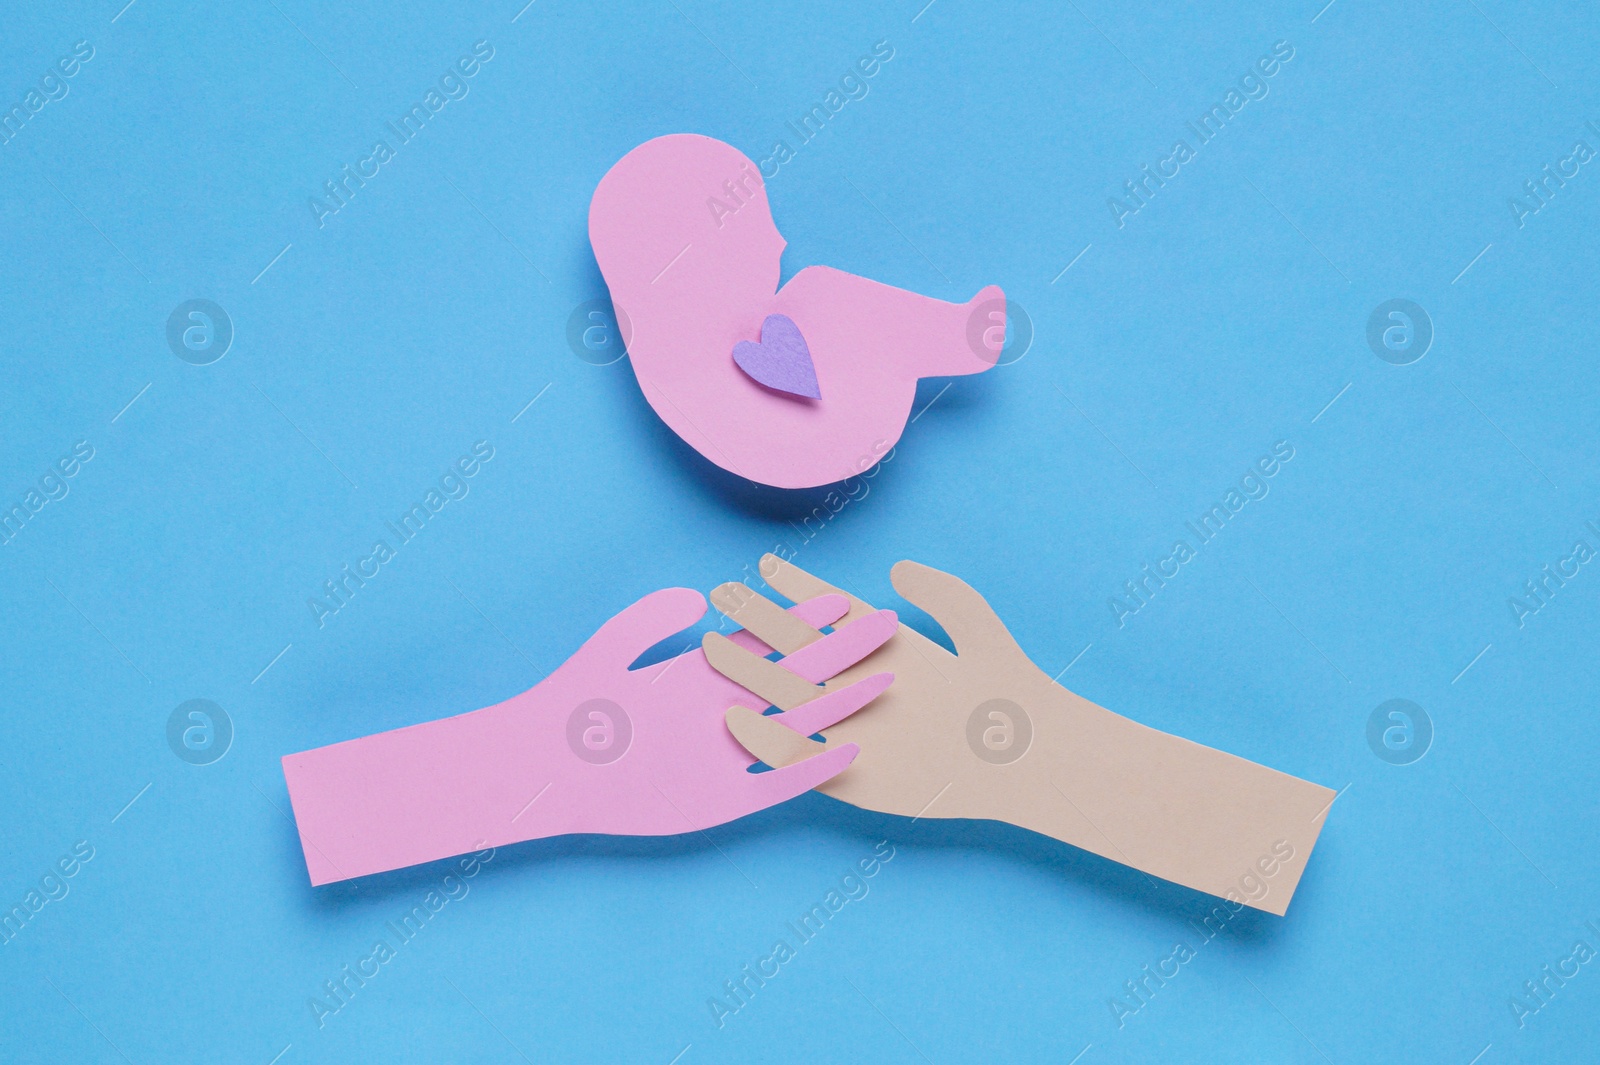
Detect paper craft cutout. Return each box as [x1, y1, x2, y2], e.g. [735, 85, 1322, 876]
[588, 133, 1006, 489]
[706, 558, 1337, 916]
[733, 314, 821, 399]
[280, 589, 896, 885]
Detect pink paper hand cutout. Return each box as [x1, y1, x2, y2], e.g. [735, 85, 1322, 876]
[281, 588, 896, 885]
[589, 133, 1006, 489]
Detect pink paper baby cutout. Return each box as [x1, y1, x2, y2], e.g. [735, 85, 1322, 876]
[281, 588, 896, 885]
[588, 133, 1007, 489]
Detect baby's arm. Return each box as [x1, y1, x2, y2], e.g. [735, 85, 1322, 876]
[778, 266, 1006, 379]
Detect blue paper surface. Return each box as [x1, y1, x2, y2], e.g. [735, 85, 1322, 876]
[2, 1, 1598, 1062]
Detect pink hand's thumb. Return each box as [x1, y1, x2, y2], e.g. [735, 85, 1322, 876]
[574, 587, 708, 673]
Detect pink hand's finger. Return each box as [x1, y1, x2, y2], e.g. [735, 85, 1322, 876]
[743, 742, 860, 806]
[790, 593, 852, 630]
[775, 672, 893, 737]
[723, 593, 845, 655]
[776, 609, 898, 684]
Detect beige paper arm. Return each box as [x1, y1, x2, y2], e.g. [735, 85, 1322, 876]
[712, 557, 1336, 916]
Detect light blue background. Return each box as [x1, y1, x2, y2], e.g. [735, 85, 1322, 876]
[3, 0, 1598, 1062]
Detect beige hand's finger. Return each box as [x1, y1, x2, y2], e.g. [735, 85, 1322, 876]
[889, 560, 1019, 663]
[723, 593, 847, 656]
[712, 583, 825, 655]
[759, 554, 879, 626]
[704, 633, 822, 709]
[726, 705, 828, 768]
[704, 608, 897, 708]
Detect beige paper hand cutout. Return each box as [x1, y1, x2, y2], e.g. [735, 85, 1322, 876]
[704, 556, 1336, 916]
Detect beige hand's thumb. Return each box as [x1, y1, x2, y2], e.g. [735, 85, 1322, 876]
[889, 561, 1023, 665]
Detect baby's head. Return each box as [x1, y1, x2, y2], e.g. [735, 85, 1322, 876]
[589, 135, 784, 319]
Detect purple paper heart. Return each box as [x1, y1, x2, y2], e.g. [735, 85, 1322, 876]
[732, 314, 821, 400]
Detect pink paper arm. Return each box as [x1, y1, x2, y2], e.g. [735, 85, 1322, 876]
[282, 701, 547, 885]
[281, 592, 869, 886]
[280, 588, 712, 886]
